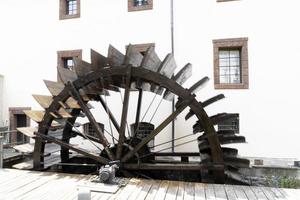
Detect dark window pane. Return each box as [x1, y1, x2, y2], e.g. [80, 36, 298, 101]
[67, 0, 77, 15]
[134, 0, 148, 6]
[63, 57, 74, 71]
[218, 114, 239, 134]
[219, 49, 241, 84]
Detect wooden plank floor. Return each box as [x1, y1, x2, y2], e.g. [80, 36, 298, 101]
[0, 169, 299, 200]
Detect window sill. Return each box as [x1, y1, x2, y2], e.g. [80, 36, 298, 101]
[214, 83, 248, 89]
[59, 13, 80, 20]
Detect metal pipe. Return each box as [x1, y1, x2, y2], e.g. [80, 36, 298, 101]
[170, 0, 175, 152]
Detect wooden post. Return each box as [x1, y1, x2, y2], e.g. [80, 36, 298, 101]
[0, 136, 3, 168]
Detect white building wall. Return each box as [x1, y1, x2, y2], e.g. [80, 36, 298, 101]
[0, 75, 4, 126]
[0, 0, 299, 159]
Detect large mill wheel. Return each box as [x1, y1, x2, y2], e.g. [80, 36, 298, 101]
[19, 44, 249, 183]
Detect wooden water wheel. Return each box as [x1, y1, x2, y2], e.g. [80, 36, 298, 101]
[18, 44, 249, 183]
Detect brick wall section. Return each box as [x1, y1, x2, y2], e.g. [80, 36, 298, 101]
[129, 43, 155, 52]
[57, 49, 82, 81]
[128, 0, 153, 12]
[9, 107, 31, 143]
[59, 0, 81, 20]
[213, 37, 249, 89]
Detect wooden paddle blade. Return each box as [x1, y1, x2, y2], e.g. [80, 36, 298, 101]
[210, 113, 239, 124]
[24, 110, 45, 123]
[163, 63, 192, 101]
[13, 143, 35, 153]
[202, 94, 225, 107]
[141, 45, 161, 72]
[44, 80, 64, 96]
[174, 63, 192, 85]
[16, 127, 37, 138]
[59, 97, 80, 109]
[124, 44, 143, 67]
[193, 113, 239, 133]
[200, 147, 238, 157]
[188, 76, 209, 94]
[91, 49, 108, 70]
[108, 44, 125, 67]
[185, 94, 225, 120]
[50, 108, 73, 119]
[32, 95, 53, 109]
[73, 57, 93, 77]
[57, 67, 78, 84]
[157, 53, 177, 78]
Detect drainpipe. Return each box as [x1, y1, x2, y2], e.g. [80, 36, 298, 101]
[170, 0, 175, 152]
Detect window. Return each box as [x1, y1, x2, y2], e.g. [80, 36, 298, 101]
[217, 113, 239, 134]
[66, 0, 77, 15]
[9, 107, 31, 145]
[63, 57, 75, 71]
[57, 50, 82, 80]
[83, 122, 104, 138]
[128, 0, 153, 12]
[134, 0, 149, 6]
[59, 0, 80, 20]
[213, 38, 249, 89]
[219, 49, 241, 84]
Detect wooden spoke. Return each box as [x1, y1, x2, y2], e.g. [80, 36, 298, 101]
[36, 132, 108, 165]
[68, 82, 115, 160]
[73, 130, 102, 144]
[134, 89, 143, 130]
[116, 67, 132, 159]
[98, 95, 120, 132]
[121, 98, 192, 163]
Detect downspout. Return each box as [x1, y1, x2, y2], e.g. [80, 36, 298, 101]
[170, 0, 175, 152]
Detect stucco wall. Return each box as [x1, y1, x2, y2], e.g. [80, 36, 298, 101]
[0, 0, 299, 159]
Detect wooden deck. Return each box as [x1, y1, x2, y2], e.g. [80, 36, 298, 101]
[0, 169, 299, 200]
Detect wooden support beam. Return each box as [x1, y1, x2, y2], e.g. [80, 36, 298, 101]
[134, 89, 143, 131]
[68, 82, 115, 160]
[98, 96, 120, 133]
[36, 132, 108, 165]
[116, 67, 132, 159]
[123, 163, 224, 171]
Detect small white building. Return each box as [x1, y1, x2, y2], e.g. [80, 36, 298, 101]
[0, 0, 299, 160]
